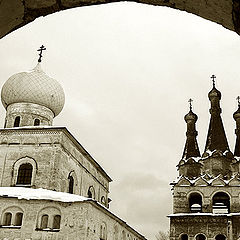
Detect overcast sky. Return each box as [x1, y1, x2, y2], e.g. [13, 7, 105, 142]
[1, 3, 240, 239]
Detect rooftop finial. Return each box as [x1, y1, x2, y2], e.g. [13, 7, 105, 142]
[211, 74, 216, 88]
[188, 98, 193, 111]
[37, 45, 46, 63]
[237, 96, 240, 108]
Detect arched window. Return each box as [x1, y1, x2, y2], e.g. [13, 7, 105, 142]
[100, 223, 107, 240]
[212, 192, 230, 213]
[16, 163, 33, 185]
[87, 186, 95, 199]
[196, 234, 206, 240]
[40, 215, 48, 229]
[215, 234, 226, 240]
[14, 116, 20, 127]
[68, 175, 74, 194]
[101, 196, 106, 205]
[34, 119, 40, 126]
[122, 230, 126, 240]
[180, 234, 188, 240]
[53, 215, 61, 229]
[189, 192, 202, 213]
[3, 212, 12, 226]
[114, 225, 119, 240]
[15, 212, 23, 226]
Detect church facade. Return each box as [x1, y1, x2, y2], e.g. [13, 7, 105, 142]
[169, 78, 240, 240]
[0, 54, 147, 240]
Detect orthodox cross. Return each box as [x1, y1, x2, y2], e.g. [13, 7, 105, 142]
[211, 74, 216, 88]
[37, 45, 46, 63]
[188, 98, 193, 111]
[237, 96, 240, 107]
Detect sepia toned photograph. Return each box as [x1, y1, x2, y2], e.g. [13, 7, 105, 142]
[0, 1, 240, 239]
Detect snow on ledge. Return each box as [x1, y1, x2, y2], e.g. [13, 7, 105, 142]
[0, 187, 89, 202]
[168, 212, 240, 217]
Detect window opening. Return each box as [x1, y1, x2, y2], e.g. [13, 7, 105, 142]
[88, 186, 95, 199]
[68, 175, 74, 194]
[189, 193, 202, 213]
[40, 215, 48, 229]
[215, 234, 226, 240]
[212, 192, 230, 213]
[15, 212, 23, 226]
[196, 234, 206, 240]
[14, 116, 20, 127]
[53, 215, 61, 229]
[181, 234, 188, 240]
[34, 119, 40, 126]
[16, 163, 33, 185]
[3, 212, 12, 226]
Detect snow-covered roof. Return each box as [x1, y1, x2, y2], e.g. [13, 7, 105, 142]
[0, 187, 89, 202]
[168, 212, 240, 217]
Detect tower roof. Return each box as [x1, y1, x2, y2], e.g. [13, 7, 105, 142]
[1, 63, 65, 116]
[204, 81, 229, 154]
[182, 100, 200, 160]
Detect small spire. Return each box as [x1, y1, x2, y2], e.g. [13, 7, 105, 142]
[211, 74, 216, 88]
[188, 98, 193, 111]
[182, 100, 200, 160]
[37, 45, 46, 63]
[233, 96, 240, 157]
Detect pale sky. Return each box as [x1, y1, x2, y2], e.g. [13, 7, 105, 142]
[0, 3, 240, 239]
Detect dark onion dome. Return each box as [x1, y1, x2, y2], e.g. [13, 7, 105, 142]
[233, 106, 240, 120]
[184, 110, 198, 122]
[208, 87, 221, 100]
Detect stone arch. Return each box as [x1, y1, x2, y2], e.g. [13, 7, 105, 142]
[195, 233, 206, 240]
[212, 191, 231, 213]
[37, 206, 61, 229]
[179, 234, 188, 240]
[188, 192, 203, 213]
[215, 234, 226, 240]
[87, 185, 96, 199]
[68, 171, 78, 194]
[12, 156, 38, 186]
[1, 206, 24, 226]
[0, 0, 240, 40]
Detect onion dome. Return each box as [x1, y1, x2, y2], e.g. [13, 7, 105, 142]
[208, 87, 221, 100]
[1, 63, 65, 116]
[184, 110, 198, 122]
[233, 98, 240, 120]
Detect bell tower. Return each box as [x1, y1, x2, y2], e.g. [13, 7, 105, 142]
[169, 76, 240, 240]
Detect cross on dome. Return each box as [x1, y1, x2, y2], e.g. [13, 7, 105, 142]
[188, 98, 193, 111]
[237, 96, 240, 107]
[37, 45, 46, 63]
[211, 74, 216, 88]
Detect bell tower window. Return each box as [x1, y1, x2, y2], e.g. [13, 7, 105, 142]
[34, 119, 40, 126]
[14, 116, 20, 127]
[16, 163, 33, 185]
[68, 175, 74, 194]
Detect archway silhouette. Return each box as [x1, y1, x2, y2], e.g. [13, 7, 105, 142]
[0, 0, 240, 39]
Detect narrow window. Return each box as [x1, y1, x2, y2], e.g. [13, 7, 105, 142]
[14, 116, 20, 127]
[15, 212, 23, 226]
[40, 215, 48, 229]
[52, 215, 61, 229]
[16, 163, 33, 185]
[101, 196, 106, 205]
[88, 186, 95, 199]
[3, 212, 12, 226]
[122, 230, 126, 240]
[34, 119, 40, 126]
[68, 175, 74, 194]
